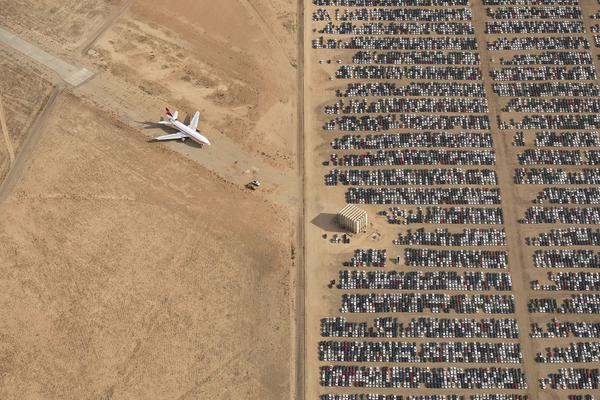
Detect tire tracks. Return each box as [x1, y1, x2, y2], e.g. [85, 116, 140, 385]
[79, 0, 134, 55]
[238, 0, 296, 67]
[0, 96, 15, 165]
[0, 85, 62, 203]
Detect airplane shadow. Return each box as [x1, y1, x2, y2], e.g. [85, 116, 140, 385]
[135, 120, 172, 133]
[184, 140, 203, 148]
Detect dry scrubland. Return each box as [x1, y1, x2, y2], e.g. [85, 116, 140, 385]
[0, 0, 298, 398]
[0, 92, 292, 399]
[0, 0, 121, 50]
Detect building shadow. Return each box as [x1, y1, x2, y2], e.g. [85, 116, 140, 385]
[310, 213, 340, 233]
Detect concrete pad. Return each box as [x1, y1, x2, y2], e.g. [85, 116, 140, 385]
[0, 26, 93, 86]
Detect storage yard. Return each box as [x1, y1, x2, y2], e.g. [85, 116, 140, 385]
[304, 0, 600, 399]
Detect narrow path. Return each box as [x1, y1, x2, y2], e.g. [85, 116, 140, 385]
[0, 86, 61, 203]
[0, 96, 15, 165]
[78, 0, 134, 55]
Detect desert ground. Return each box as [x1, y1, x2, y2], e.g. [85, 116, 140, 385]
[6, 0, 600, 399]
[0, 50, 53, 182]
[0, 0, 300, 399]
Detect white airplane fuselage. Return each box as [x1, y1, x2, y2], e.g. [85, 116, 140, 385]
[169, 119, 211, 146]
[153, 108, 210, 146]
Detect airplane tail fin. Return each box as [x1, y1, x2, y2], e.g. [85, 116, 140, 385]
[165, 108, 179, 121]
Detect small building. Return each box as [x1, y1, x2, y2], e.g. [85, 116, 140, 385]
[337, 204, 368, 234]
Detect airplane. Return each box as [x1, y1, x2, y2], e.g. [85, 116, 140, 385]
[152, 108, 211, 146]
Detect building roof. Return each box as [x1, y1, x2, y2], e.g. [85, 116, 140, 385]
[338, 204, 367, 221]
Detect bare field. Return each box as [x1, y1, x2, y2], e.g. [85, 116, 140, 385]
[85, 0, 297, 168]
[0, 93, 291, 399]
[0, 57, 52, 149]
[0, 0, 299, 398]
[0, 52, 52, 181]
[0, 0, 121, 51]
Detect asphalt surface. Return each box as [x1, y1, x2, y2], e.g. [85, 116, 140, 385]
[0, 26, 93, 86]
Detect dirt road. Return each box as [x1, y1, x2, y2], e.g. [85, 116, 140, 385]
[295, 0, 306, 398]
[0, 96, 15, 165]
[0, 85, 61, 203]
[470, 3, 538, 394]
[78, 0, 134, 55]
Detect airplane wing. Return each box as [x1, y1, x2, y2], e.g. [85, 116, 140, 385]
[188, 111, 200, 131]
[153, 132, 186, 141]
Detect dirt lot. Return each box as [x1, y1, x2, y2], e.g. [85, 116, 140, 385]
[84, 0, 297, 167]
[0, 0, 298, 399]
[0, 0, 123, 51]
[0, 93, 292, 399]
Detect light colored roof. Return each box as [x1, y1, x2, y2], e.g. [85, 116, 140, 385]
[338, 204, 367, 220]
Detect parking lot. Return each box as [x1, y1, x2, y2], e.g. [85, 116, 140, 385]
[305, 0, 600, 398]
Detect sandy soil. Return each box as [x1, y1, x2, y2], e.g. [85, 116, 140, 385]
[0, 60, 53, 149]
[0, 0, 299, 399]
[0, 0, 121, 51]
[0, 52, 53, 182]
[84, 0, 297, 168]
[0, 93, 291, 399]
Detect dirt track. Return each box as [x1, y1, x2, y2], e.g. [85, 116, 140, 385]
[0, 97, 15, 165]
[0, 85, 60, 204]
[78, 0, 134, 56]
[295, 0, 307, 398]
